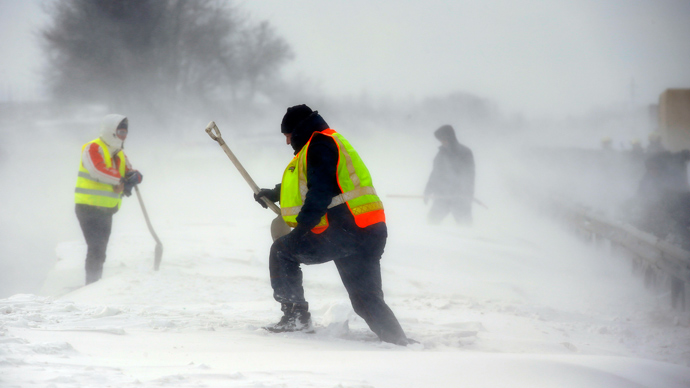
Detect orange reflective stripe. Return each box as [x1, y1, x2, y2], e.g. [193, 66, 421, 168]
[354, 209, 385, 228]
[311, 227, 328, 234]
[310, 214, 328, 234]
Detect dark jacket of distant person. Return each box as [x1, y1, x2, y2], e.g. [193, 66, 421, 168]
[425, 125, 475, 200]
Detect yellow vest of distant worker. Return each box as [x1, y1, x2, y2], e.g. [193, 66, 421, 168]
[74, 138, 126, 209]
[280, 129, 385, 234]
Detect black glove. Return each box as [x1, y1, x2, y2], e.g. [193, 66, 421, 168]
[125, 170, 143, 185]
[254, 184, 280, 208]
[122, 170, 143, 197]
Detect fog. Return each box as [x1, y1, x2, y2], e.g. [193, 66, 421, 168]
[242, 0, 690, 118]
[3, 0, 690, 114]
[0, 0, 688, 301]
[0, 105, 653, 301]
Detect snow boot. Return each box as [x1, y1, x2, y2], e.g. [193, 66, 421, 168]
[264, 302, 313, 333]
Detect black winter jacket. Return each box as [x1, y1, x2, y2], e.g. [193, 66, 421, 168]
[282, 113, 386, 238]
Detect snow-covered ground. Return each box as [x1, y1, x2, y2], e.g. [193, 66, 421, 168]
[2, 123, 690, 387]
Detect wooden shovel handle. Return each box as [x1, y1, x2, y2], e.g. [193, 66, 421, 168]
[205, 121, 282, 216]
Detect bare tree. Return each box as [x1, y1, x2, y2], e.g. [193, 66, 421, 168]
[236, 21, 292, 102]
[41, 0, 293, 115]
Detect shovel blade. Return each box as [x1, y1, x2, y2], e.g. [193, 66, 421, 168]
[154, 243, 163, 271]
[270, 215, 292, 241]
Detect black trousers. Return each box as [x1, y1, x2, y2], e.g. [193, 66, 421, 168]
[428, 197, 472, 225]
[269, 222, 408, 344]
[75, 204, 114, 284]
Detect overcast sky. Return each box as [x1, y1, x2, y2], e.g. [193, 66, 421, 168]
[1, 0, 689, 118]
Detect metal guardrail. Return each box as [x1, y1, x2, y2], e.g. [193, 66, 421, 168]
[552, 199, 690, 311]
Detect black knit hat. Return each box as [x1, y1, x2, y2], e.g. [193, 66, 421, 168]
[281, 104, 313, 133]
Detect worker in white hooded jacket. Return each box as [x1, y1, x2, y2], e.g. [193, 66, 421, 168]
[74, 114, 143, 284]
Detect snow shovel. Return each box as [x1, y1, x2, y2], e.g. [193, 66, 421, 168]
[134, 185, 163, 270]
[205, 121, 292, 241]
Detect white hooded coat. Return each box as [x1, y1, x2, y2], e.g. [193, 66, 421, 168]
[80, 114, 131, 185]
[100, 114, 127, 153]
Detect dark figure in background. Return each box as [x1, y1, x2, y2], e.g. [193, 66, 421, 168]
[636, 149, 690, 248]
[75, 114, 143, 284]
[253, 104, 411, 345]
[424, 125, 475, 225]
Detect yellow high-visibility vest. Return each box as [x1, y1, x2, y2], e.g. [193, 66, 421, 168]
[280, 129, 385, 233]
[74, 138, 126, 209]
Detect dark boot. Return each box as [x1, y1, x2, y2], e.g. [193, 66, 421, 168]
[264, 303, 313, 333]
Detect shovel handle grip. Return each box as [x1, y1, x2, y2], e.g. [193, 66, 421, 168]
[205, 121, 225, 146]
[205, 120, 282, 216]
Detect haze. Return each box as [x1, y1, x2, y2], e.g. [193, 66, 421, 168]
[3, 0, 690, 116]
[0, 0, 688, 307]
[1, 2, 690, 385]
